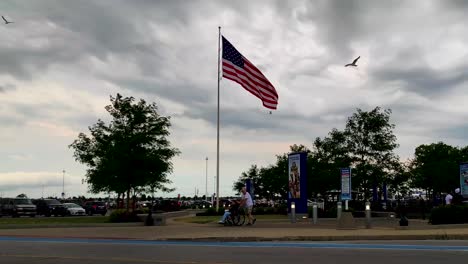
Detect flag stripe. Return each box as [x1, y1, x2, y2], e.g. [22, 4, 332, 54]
[224, 71, 277, 109]
[223, 60, 278, 100]
[222, 72, 278, 106]
[223, 74, 263, 101]
[243, 59, 278, 97]
[222, 60, 278, 102]
[222, 62, 278, 105]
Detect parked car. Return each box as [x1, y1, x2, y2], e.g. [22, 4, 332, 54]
[152, 199, 181, 212]
[137, 201, 152, 209]
[0, 198, 36, 218]
[83, 201, 107, 216]
[191, 200, 212, 209]
[33, 199, 67, 217]
[63, 203, 86, 216]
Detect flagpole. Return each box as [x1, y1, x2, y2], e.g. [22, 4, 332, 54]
[216, 26, 221, 211]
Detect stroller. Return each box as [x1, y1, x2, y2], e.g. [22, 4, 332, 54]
[224, 201, 246, 226]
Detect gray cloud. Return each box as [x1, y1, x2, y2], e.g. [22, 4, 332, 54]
[0, 84, 15, 92]
[372, 66, 468, 97]
[1, 0, 466, 136]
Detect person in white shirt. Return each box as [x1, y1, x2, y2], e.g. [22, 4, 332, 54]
[445, 192, 453, 205]
[239, 187, 256, 225]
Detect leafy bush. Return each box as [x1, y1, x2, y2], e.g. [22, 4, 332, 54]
[109, 209, 141, 223]
[254, 207, 265, 215]
[429, 205, 468, 225]
[264, 207, 275, 214]
[134, 208, 150, 214]
[275, 204, 288, 215]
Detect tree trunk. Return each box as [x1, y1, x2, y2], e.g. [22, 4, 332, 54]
[126, 189, 130, 212]
[117, 193, 121, 209]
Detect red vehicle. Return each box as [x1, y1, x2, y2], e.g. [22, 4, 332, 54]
[83, 201, 107, 216]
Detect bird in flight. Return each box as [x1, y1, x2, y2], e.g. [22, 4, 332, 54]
[2, 16, 14, 24]
[345, 56, 360, 67]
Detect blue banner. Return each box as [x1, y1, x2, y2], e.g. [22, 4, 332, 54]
[287, 152, 307, 214]
[461, 163, 468, 198]
[340, 168, 352, 201]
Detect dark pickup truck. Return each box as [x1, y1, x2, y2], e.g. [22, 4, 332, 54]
[0, 198, 37, 217]
[33, 198, 67, 217]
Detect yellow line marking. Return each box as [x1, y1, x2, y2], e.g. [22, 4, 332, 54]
[0, 253, 232, 264]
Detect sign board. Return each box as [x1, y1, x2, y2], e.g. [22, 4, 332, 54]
[340, 168, 352, 201]
[287, 152, 308, 214]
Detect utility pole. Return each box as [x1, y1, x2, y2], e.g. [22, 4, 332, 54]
[62, 170, 65, 199]
[205, 157, 208, 201]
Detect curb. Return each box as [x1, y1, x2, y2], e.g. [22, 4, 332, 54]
[0, 223, 141, 230]
[160, 234, 468, 242]
[2, 233, 468, 242]
[0, 234, 137, 240]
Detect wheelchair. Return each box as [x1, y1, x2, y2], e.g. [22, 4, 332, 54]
[224, 204, 246, 226]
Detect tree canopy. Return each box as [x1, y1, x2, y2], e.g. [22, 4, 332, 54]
[69, 93, 180, 208]
[409, 142, 465, 195]
[233, 107, 405, 200]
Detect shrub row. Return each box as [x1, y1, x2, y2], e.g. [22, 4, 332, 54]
[109, 209, 142, 223]
[429, 205, 468, 225]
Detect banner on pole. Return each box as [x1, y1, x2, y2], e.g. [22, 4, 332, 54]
[340, 168, 352, 201]
[287, 152, 307, 214]
[460, 162, 468, 198]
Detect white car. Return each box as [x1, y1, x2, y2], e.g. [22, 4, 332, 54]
[63, 203, 86, 216]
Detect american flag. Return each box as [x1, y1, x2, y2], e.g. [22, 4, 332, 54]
[221, 36, 279, 110]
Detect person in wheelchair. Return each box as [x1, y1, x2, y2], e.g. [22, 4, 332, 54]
[218, 200, 240, 225]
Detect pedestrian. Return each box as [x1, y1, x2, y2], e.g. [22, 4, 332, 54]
[239, 186, 256, 226]
[445, 191, 453, 205]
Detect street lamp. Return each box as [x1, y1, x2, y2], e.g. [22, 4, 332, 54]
[205, 157, 208, 201]
[62, 170, 65, 199]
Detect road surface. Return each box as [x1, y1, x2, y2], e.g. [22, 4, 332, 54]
[1, 237, 467, 264]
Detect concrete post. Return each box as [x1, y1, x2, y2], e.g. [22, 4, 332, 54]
[290, 202, 296, 223]
[365, 201, 371, 229]
[312, 202, 318, 224]
[337, 201, 342, 220]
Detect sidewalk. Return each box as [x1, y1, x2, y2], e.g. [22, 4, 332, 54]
[1, 216, 468, 241]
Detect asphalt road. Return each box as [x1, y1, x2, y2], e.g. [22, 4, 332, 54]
[1, 237, 468, 264]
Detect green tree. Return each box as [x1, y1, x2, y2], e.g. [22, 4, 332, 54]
[69, 93, 180, 211]
[410, 142, 461, 197]
[310, 128, 350, 196]
[233, 145, 303, 199]
[233, 164, 262, 196]
[260, 153, 289, 199]
[344, 107, 400, 198]
[460, 146, 468, 162]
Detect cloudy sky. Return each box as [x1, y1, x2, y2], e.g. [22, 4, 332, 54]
[1, 0, 468, 199]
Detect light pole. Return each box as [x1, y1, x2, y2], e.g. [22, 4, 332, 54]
[62, 170, 65, 199]
[205, 157, 208, 201]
